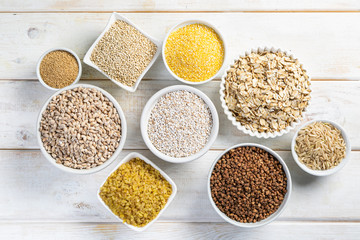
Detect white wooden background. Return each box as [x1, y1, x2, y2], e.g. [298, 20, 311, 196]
[0, 1, 360, 239]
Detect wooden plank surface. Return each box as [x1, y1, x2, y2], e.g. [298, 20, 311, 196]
[0, 0, 360, 12]
[0, 80, 359, 150]
[0, 149, 359, 222]
[1, 13, 360, 80]
[1, 1, 359, 238]
[1, 222, 360, 240]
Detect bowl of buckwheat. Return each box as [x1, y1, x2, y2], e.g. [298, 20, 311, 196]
[208, 143, 292, 228]
[37, 84, 127, 174]
[220, 47, 311, 138]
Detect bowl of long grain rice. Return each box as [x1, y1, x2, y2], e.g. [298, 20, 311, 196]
[291, 119, 351, 176]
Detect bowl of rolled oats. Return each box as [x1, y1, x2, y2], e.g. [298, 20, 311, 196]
[220, 47, 311, 138]
[37, 84, 127, 174]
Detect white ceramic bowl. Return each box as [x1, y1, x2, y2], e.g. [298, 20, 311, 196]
[291, 119, 351, 176]
[97, 152, 177, 232]
[84, 12, 161, 92]
[36, 84, 127, 174]
[141, 85, 219, 163]
[220, 47, 311, 138]
[162, 20, 226, 85]
[36, 47, 82, 91]
[207, 143, 292, 228]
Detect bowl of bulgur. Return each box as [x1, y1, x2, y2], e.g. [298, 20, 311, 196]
[220, 47, 311, 138]
[36, 84, 127, 174]
[84, 12, 161, 92]
[162, 20, 226, 85]
[291, 119, 351, 176]
[98, 152, 177, 231]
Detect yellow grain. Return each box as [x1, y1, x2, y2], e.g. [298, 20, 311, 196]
[165, 23, 224, 82]
[99, 158, 172, 227]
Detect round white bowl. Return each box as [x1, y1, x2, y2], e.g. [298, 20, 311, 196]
[162, 20, 226, 85]
[291, 119, 351, 176]
[207, 143, 292, 228]
[220, 46, 311, 138]
[36, 47, 82, 91]
[36, 84, 127, 174]
[141, 85, 219, 163]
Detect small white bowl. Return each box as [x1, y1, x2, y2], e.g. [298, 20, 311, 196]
[291, 119, 351, 176]
[220, 47, 311, 138]
[162, 20, 226, 85]
[141, 85, 219, 163]
[36, 47, 82, 91]
[84, 12, 161, 92]
[208, 143, 292, 228]
[97, 152, 177, 232]
[36, 84, 127, 174]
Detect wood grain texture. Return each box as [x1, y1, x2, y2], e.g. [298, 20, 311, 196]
[0, 80, 358, 150]
[0, 0, 359, 12]
[1, 13, 360, 80]
[0, 149, 359, 222]
[1, 222, 360, 240]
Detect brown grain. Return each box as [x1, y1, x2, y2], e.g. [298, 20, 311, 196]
[40, 50, 79, 89]
[210, 146, 287, 223]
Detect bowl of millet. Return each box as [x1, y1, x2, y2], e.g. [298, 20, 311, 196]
[208, 143, 292, 228]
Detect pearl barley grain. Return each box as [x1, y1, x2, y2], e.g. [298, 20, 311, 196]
[148, 90, 213, 158]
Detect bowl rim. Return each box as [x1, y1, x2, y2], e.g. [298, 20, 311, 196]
[207, 143, 292, 228]
[97, 152, 177, 232]
[140, 85, 219, 163]
[291, 119, 351, 176]
[219, 46, 311, 138]
[162, 19, 226, 85]
[83, 12, 161, 93]
[36, 83, 127, 174]
[36, 47, 82, 91]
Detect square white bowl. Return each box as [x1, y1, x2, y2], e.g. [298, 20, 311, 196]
[97, 152, 177, 232]
[84, 13, 161, 92]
